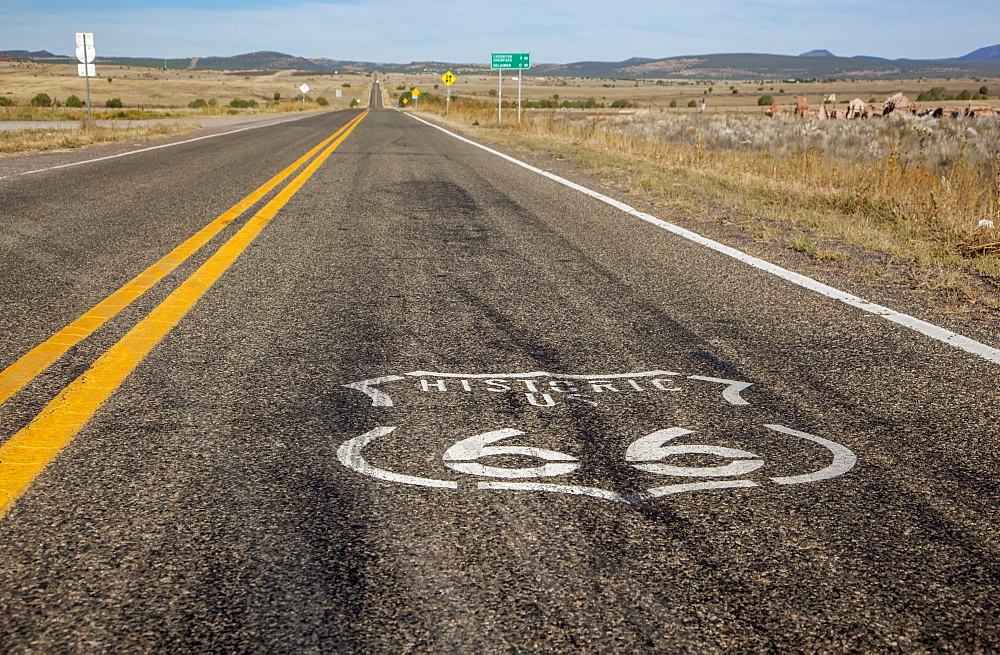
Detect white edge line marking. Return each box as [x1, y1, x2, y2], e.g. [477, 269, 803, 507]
[2, 114, 313, 180]
[337, 427, 459, 489]
[765, 424, 857, 485]
[404, 112, 1000, 367]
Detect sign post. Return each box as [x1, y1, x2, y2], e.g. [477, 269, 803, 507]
[441, 71, 456, 115]
[490, 53, 530, 124]
[412, 88, 420, 110]
[299, 83, 310, 109]
[75, 33, 95, 126]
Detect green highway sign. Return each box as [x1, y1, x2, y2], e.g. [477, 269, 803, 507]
[491, 52, 530, 70]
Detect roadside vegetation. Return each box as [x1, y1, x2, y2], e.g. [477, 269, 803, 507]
[416, 97, 1000, 312]
[0, 122, 202, 155]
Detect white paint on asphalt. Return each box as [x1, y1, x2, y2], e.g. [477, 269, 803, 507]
[405, 112, 1000, 367]
[343, 375, 406, 407]
[337, 426, 459, 489]
[336, 423, 857, 503]
[478, 481, 632, 504]
[443, 428, 580, 479]
[626, 428, 765, 478]
[343, 370, 753, 408]
[765, 424, 858, 485]
[688, 376, 754, 406]
[634, 480, 759, 502]
[1, 114, 313, 180]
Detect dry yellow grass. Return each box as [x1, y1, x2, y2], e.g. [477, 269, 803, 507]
[0, 122, 202, 155]
[0, 61, 372, 111]
[381, 70, 1000, 114]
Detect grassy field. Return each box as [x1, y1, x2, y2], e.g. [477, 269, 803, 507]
[412, 98, 1000, 316]
[0, 61, 371, 113]
[380, 70, 1000, 114]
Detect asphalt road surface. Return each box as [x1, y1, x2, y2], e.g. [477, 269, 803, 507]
[0, 105, 998, 652]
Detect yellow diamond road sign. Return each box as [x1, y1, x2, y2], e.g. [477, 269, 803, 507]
[441, 71, 456, 86]
[412, 88, 421, 97]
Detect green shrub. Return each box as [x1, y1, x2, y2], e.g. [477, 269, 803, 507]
[917, 87, 946, 102]
[758, 94, 775, 106]
[208, 98, 218, 106]
[342, 83, 351, 87]
[669, 99, 677, 108]
[956, 89, 971, 101]
[350, 98, 359, 107]
[65, 95, 85, 108]
[610, 99, 632, 108]
[105, 97, 123, 108]
[0, 96, 15, 107]
[316, 96, 329, 106]
[228, 98, 258, 108]
[688, 99, 697, 107]
[30, 93, 52, 107]
[188, 98, 207, 108]
[273, 92, 281, 101]
[979, 86, 988, 96]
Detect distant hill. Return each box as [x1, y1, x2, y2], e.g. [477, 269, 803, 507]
[530, 52, 1000, 80]
[4, 47, 1000, 79]
[957, 44, 1000, 61]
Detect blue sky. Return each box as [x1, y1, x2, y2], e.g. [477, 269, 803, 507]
[2, 0, 997, 63]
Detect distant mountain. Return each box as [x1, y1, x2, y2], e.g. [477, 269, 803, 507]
[531, 52, 1000, 80]
[5, 47, 1000, 79]
[1, 50, 64, 59]
[957, 44, 1000, 61]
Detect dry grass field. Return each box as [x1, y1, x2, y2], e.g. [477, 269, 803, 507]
[0, 61, 371, 113]
[381, 70, 1000, 114]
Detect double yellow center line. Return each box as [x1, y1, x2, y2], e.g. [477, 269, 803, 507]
[0, 110, 368, 518]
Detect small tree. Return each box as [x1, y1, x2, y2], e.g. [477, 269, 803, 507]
[0, 96, 13, 107]
[65, 95, 85, 108]
[30, 93, 52, 107]
[316, 96, 329, 106]
[105, 97, 123, 108]
[273, 91, 281, 101]
[757, 94, 775, 106]
[350, 98, 360, 108]
[956, 89, 971, 101]
[979, 86, 989, 96]
[188, 98, 207, 108]
[688, 99, 697, 107]
[669, 99, 677, 108]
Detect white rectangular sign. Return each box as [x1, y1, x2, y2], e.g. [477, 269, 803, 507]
[78, 63, 96, 78]
[75, 32, 94, 48]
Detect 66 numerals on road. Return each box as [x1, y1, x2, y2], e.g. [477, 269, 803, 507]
[337, 423, 857, 505]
